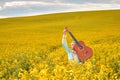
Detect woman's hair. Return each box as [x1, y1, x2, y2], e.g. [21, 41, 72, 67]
[71, 41, 76, 50]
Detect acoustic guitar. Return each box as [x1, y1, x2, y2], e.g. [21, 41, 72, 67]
[65, 27, 93, 62]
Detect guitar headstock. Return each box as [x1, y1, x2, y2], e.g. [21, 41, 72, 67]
[64, 27, 70, 32]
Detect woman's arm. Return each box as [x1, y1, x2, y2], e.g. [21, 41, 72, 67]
[62, 34, 71, 54]
[62, 28, 73, 60]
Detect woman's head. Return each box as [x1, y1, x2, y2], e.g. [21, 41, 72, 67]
[71, 41, 76, 50]
[71, 41, 78, 55]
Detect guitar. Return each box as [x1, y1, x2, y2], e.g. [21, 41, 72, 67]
[65, 27, 93, 62]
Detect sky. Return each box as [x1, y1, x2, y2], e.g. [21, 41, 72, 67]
[0, 0, 120, 18]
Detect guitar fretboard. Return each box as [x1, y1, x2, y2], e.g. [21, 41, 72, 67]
[68, 31, 83, 49]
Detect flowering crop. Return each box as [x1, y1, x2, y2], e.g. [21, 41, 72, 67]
[0, 10, 120, 80]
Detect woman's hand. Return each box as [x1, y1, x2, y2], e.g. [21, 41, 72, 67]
[63, 27, 69, 34]
[63, 27, 69, 38]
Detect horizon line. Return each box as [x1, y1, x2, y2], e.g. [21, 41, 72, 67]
[0, 9, 120, 19]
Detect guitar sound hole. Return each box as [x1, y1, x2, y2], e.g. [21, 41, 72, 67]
[79, 46, 83, 50]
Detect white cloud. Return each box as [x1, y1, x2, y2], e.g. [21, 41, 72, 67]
[0, 0, 120, 18]
[0, 6, 2, 10]
[111, 0, 120, 3]
[0, 1, 56, 11]
[0, 15, 7, 18]
[4, 1, 55, 7]
[63, 3, 120, 12]
[0, 1, 119, 10]
[1, 1, 79, 10]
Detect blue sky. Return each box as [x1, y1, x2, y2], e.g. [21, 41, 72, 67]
[0, 0, 120, 18]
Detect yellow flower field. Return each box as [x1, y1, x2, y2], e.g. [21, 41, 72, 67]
[0, 10, 120, 80]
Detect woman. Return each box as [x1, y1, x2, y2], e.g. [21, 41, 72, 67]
[62, 28, 81, 63]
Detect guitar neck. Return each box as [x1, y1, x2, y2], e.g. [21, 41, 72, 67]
[68, 31, 82, 48]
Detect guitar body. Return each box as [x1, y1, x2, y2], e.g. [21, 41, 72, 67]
[73, 41, 93, 62]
